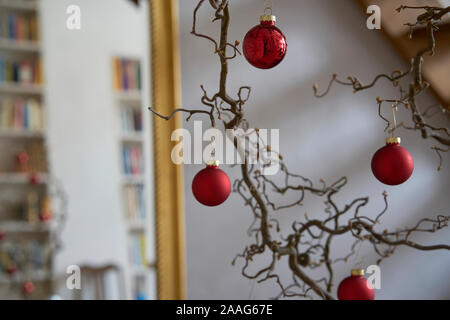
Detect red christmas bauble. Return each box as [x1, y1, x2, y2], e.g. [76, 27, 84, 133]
[22, 281, 35, 295]
[6, 265, 18, 275]
[40, 212, 52, 222]
[243, 15, 287, 69]
[371, 137, 414, 185]
[29, 173, 41, 185]
[0, 231, 6, 241]
[337, 269, 374, 300]
[192, 161, 231, 206]
[16, 151, 30, 164]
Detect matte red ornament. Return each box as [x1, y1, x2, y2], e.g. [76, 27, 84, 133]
[337, 269, 374, 300]
[371, 137, 414, 186]
[29, 173, 41, 185]
[243, 15, 287, 69]
[6, 265, 18, 275]
[22, 281, 35, 295]
[192, 161, 231, 207]
[40, 211, 52, 222]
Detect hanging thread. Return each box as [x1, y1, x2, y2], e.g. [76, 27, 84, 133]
[353, 240, 365, 269]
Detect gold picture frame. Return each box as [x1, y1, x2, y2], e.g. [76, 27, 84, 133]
[149, 0, 186, 299]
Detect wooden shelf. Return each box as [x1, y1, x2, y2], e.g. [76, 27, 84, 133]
[0, 82, 43, 95]
[128, 219, 147, 231]
[123, 174, 144, 185]
[0, 128, 44, 139]
[0, 172, 47, 184]
[132, 266, 152, 277]
[0, 220, 54, 233]
[0, 271, 51, 284]
[0, 38, 40, 52]
[0, 0, 38, 11]
[115, 90, 142, 103]
[121, 132, 143, 143]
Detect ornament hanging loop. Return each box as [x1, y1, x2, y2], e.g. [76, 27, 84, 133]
[353, 241, 365, 270]
[263, 0, 273, 15]
[209, 122, 217, 161]
[390, 104, 398, 138]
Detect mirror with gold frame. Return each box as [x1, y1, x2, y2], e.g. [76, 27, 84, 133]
[0, 0, 185, 300]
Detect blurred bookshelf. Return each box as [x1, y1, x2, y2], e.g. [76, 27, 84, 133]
[0, 0, 38, 11]
[0, 0, 57, 300]
[113, 56, 153, 300]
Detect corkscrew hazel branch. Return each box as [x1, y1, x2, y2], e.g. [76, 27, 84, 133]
[148, 1, 450, 299]
[314, 5, 450, 169]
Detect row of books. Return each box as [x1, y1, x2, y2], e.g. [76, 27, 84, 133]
[130, 233, 147, 268]
[124, 185, 146, 221]
[0, 240, 50, 276]
[0, 12, 39, 42]
[121, 107, 142, 133]
[112, 58, 142, 91]
[0, 57, 42, 84]
[122, 146, 143, 175]
[0, 98, 43, 131]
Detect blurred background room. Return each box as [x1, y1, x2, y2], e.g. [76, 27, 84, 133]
[0, 0, 155, 300]
[0, 0, 449, 300]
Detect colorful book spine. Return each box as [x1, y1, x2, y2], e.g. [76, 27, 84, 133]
[123, 147, 131, 175]
[112, 58, 122, 90]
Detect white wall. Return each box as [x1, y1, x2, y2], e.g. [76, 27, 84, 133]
[40, 0, 154, 299]
[179, 0, 450, 299]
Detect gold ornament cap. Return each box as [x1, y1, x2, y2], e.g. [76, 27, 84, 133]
[386, 137, 401, 145]
[260, 15, 276, 22]
[351, 269, 365, 276]
[206, 160, 220, 167]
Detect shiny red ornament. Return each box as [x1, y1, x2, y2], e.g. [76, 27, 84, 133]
[337, 269, 374, 300]
[371, 137, 414, 185]
[192, 161, 231, 207]
[243, 15, 287, 69]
